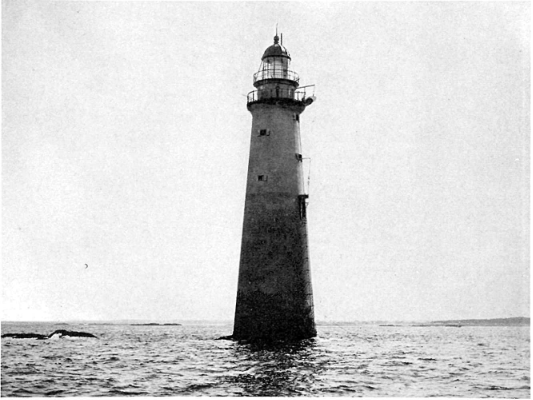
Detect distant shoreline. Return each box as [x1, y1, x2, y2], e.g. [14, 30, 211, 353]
[1, 316, 529, 327]
[319, 317, 530, 327]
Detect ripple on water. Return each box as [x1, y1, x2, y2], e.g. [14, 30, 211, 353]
[1, 324, 530, 397]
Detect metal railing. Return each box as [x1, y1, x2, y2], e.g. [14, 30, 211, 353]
[247, 85, 315, 104]
[253, 69, 300, 84]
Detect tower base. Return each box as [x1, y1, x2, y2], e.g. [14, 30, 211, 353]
[232, 289, 316, 342]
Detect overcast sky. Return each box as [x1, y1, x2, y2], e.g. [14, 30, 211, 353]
[2, 1, 529, 322]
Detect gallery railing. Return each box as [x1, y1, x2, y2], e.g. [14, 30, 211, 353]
[247, 85, 315, 104]
[253, 69, 300, 84]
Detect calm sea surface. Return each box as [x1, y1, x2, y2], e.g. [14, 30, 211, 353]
[1, 322, 529, 397]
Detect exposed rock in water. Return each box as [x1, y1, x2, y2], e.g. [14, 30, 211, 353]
[2, 333, 48, 340]
[48, 330, 97, 338]
[2, 330, 98, 339]
[216, 335, 234, 341]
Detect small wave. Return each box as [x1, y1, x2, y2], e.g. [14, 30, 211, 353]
[107, 389, 148, 395]
[12, 368, 39, 375]
[384, 360, 413, 366]
[12, 388, 36, 394]
[487, 385, 514, 390]
[45, 389, 66, 396]
[183, 383, 217, 392]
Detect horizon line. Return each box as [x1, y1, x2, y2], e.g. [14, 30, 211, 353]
[1, 316, 529, 324]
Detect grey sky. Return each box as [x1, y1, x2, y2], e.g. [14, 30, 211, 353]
[2, 1, 529, 322]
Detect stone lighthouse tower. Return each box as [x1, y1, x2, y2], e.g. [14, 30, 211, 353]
[233, 32, 316, 341]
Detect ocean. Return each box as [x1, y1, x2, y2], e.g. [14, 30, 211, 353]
[1, 322, 529, 397]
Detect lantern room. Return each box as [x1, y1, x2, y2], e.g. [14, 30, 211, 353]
[253, 34, 299, 87]
[247, 33, 315, 107]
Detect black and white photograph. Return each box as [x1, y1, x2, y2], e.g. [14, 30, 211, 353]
[2, 1, 530, 397]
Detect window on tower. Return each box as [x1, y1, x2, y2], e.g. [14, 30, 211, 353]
[298, 195, 309, 220]
[259, 129, 270, 136]
[258, 175, 268, 182]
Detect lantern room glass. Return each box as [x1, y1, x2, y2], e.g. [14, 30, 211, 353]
[260, 56, 290, 80]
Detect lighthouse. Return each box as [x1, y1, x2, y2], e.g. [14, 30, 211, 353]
[233, 32, 316, 341]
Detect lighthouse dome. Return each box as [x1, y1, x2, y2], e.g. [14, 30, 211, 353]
[262, 35, 291, 60]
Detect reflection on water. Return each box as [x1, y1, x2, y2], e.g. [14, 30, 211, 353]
[1, 323, 530, 397]
[222, 339, 329, 396]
